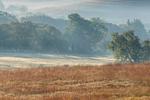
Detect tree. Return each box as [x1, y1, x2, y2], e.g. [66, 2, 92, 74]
[66, 13, 106, 54]
[142, 40, 150, 61]
[0, 21, 68, 53]
[108, 31, 142, 63]
[35, 24, 68, 53]
[120, 19, 148, 40]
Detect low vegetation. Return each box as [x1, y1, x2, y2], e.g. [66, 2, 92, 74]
[0, 63, 149, 100]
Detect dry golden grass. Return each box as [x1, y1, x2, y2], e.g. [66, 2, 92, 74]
[0, 63, 149, 100]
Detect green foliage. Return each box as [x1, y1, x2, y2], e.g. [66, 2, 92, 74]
[0, 22, 68, 53]
[142, 40, 150, 61]
[109, 31, 143, 63]
[0, 12, 148, 57]
[0, 13, 107, 55]
[66, 13, 106, 54]
[109, 31, 150, 63]
[21, 15, 67, 32]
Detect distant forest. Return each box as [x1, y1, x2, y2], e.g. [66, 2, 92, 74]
[0, 11, 149, 56]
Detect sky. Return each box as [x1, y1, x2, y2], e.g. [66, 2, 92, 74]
[2, 0, 150, 29]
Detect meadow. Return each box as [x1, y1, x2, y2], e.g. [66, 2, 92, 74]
[0, 63, 149, 100]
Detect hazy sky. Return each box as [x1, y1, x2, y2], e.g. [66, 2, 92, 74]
[2, 0, 150, 29]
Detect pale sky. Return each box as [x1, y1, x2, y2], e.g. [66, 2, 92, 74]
[2, 0, 150, 29]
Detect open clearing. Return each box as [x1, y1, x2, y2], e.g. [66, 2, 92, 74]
[0, 53, 115, 68]
[0, 53, 149, 100]
[0, 63, 149, 100]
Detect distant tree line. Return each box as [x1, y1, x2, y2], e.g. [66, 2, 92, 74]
[0, 13, 106, 54]
[0, 12, 149, 63]
[0, 22, 68, 53]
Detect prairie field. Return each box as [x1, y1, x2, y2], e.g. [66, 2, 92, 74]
[0, 63, 149, 100]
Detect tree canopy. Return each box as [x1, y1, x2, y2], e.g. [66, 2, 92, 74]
[109, 31, 150, 63]
[66, 13, 106, 54]
[0, 22, 67, 53]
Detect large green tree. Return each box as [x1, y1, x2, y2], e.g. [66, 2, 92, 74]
[66, 13, 106, 54]
[109, 31, 142, 63]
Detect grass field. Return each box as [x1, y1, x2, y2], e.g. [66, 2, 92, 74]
[0, 63, 149, 100]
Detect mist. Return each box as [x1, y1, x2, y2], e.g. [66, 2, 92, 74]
[0, 0, 149, 64]
[1, 0, 150, 30]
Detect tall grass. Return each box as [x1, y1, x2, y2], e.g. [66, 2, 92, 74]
[0, 63, 149, 100]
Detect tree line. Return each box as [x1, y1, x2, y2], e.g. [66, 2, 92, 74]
[0, 21, 67, 53]
[0, 13, 106, 54]
[0, 13, 149, 63]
